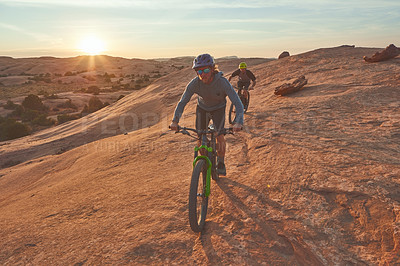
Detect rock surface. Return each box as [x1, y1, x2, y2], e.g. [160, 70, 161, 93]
[363, 43, 400, 62]
[274, 75, 308, 96]
[0, 46, 399, 265]
[278, 51, 290, 59]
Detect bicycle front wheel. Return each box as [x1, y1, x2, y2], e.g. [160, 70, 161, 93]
[243, 91, 250, 113]
[241, 91, 250, 113]
[188, 159, 209, 232]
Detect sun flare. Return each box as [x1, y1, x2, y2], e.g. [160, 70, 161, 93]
[78, 36, 106, 55]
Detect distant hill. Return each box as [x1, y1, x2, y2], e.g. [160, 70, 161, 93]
[0, 55, 271, 98]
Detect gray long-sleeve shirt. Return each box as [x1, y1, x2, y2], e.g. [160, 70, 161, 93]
[172, 72, 244, 124]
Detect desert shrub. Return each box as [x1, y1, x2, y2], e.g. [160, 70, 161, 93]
[87, 85, 100, 95]
[103, 72, 115, 79]
[38, 90, 49, 97]
[57, 99, 77, 109]
[21, 109, 40, 122]
[22, 94, 46, 112]
[10, 105, 25, 117]
[82, 96, 108, 114]
[88, 96, 103, 111]
[4, 100, 18, 110]
[0, 118, 31, 141]
[29, 75, 51, 83]
[57, 113, 81, 124]
[32, 114, 55, 126]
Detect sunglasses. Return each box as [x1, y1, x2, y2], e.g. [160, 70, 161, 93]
[196, 68, 211, 75]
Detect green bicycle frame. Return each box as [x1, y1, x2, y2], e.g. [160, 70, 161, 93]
[193, 145, 213, 197]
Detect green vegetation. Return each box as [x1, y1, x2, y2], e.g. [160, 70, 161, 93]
[32, 114, 54, 126]
[82, 96, 109, 114]
[57, 99, 77, 109]
[0, 93, 115, 141]
[22, 94, 47, 112]
[4, 100, 18, 110]
[0, 116, 31, 141]
[57, 113, 81, 124]
[1, 95, 55, 140]
[0, 57, 191, 141]
[86, 85, 100, 95]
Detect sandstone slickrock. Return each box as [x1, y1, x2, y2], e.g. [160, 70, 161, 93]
[363, 44, 400, 63]
[1, 47, 399, 265]
[274, 75, 308, 96]
[278, 51, 290, 59]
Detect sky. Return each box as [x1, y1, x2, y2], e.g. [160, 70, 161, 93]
[0, 0, 399, 59]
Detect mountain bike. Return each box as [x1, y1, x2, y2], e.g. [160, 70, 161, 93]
[174, 125, 234, 232]
[229, 85, 251, 124]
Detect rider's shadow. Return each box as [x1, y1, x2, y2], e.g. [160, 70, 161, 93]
[216, 178, 283, 237]
[197, 178, 297, 263]
[197, 221, 240, 264]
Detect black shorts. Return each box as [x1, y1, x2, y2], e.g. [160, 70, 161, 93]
[237, 80, 250, 90]
[195, 105, 225, 134]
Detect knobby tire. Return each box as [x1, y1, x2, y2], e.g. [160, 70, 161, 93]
[240, 90, 250, 113]
[228, 103, 236, 125]
[188, 159, 209, 232]
[243, 91, 250, 113]
[229, 90, 250, 124]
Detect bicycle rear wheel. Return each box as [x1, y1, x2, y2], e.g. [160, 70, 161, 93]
[228, 103, 236, 125]
[188, 159, 209, 232]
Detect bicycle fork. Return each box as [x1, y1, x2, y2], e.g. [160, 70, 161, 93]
[193, 145, 213, 197]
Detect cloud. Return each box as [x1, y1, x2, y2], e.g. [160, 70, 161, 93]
[0, 0, 323, 9]
[1, 0, 399, 10]
[0, 22, 62, 44]
[0, 0, 233, 8]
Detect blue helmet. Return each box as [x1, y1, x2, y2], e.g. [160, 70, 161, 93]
[192, 53, 215, 69]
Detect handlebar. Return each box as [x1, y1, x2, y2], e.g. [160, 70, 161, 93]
[169, 125, 234, 137]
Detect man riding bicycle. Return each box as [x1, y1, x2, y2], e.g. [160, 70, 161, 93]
[170, 53, 244, 176]
[228, 62, 256, 94]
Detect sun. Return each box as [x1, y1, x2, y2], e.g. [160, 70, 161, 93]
[78, 36, 106, 55]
